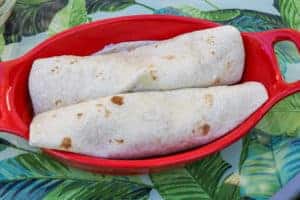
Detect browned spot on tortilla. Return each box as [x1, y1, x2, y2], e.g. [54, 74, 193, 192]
[210, 50, 216, 55]
[96, 103, 102, 107]
[226, 61, 233, 71]
[109, 139, 113, 143]
[201, 124, 210, 136]
[77, 100, 84, 104]
[206, 36, 215, 45]
[150, 70, 158, 80]
[204, 94, 213, 107]
[154, 44, 159, 48]
[50, 66, 59, 74]
[104, 108, 111, 118]
[102, 49, 118, 54]
[95, 72, 103, 78]
[60, 137, 72, 150]
[156, 138, 162, 144]
[114, 139, 124, 144]
[193, 123, 211, 136]
[55, 99, 62, 106]
[127, 46, 136, 52]
[148, 64, 154, 68]
[148, 64, 158, 80]
[52, 114, 56, 118]
[162, 55, 175, 60]
[213, 77, 221, 85]
[76, 113, 83, 119]
[70, 59, 78, 64]
[111, 96, 124, 106]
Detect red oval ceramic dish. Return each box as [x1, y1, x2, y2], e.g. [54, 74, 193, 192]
[0, 15, 299, 174]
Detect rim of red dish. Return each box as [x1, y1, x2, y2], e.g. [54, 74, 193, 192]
[39, 15, 272, 170]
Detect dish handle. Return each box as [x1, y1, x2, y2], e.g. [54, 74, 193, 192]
[0, 59, 28, 139]
[256, 28, 300, 96]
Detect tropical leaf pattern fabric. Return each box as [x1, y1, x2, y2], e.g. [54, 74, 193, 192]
[0, 0, 299, 199]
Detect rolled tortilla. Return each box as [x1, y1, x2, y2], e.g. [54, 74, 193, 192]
[29, 82, 267, 159]
[29, 25, 245, 113]
[94, 40, 156, 55]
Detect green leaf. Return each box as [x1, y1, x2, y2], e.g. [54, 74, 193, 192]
[225, 10, 285, 32]
[0, 132, 39, 153]
[44, 179, 150, 200]
[274, 41, 300, 78]
[179, 6, 241, 22]
[215, 173, 241, 200]
[86, 0, 135, 14]
[150, 153, 231, 199]
[276, 0, 300, 29]
[240, 129, 300, 199]
[0, 142, 151, 199]
[0, 33, 5, 56]
[0, 132, 35, 153]
[0, 179, 62, 200]
[0, 0, 16, 26]
[154, 7, 187, 16]
[156, 7, 285, 32]
[240, 132, 280, 199]
[0, 138, 14, 151]
[0, 25, 6, 58]
[256, 93, 300, 136]
[4, 0, 68, 43]
[48, 0, 89, 36]
[273, 0, 279, 11]
[275, 41, 300, 64]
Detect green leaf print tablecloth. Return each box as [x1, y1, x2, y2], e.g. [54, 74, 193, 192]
[0, 0, 299, 199]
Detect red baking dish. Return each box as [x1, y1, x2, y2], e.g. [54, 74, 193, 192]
[0, 15, 299, 174]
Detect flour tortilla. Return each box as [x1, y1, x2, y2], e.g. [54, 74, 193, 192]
[29, 25, 245, 113]
[94, 40, 156, 55]
[29, 82, 267, 159]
